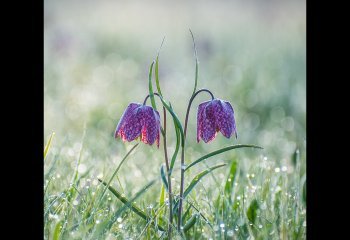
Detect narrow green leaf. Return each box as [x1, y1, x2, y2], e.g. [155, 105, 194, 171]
[292, 148, 300, 167]
[68, 125, 86, 201]
[189, 29, 198, 95]
[52, 220, 63, 240]
[182, 205, 192, 223]
[185, 144, 262, 171]
[183, 213, 198, 233]
[158, 185, 166, 227]
[98, 143, 139, 205]
[160, 164, 168, 191]
[98, 179, 165, 231]
[302, 180, 306, 204]
[184, 163, 226, 198]
[169, 103, 180, 174]
[98, 179, 148, 220]
[44, 132, 55, 160]
[158, 96, 185, 147]
[224, 160, 238, 200]
[155, 36, 165, 98]
[247, 199, 259, 224]
[173, 164, 226, 213]
[91, 218, 110, 239]
[148, 61, 157, 111]
[159, 184, 165, 206]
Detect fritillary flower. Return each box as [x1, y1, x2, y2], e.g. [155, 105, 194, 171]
[197, 99, 237, 143]
[115, 103, 161, 147]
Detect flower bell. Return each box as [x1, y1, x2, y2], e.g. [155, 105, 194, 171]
[197, 98, 237, 143]
[115, 103, 161, 147]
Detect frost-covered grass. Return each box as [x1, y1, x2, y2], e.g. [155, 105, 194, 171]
[44, 1, 306, 239]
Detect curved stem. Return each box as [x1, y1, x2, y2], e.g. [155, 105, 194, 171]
[162, 106, 173, 238]
[177, 88, 214, 231]
[143, 92, 162, 105]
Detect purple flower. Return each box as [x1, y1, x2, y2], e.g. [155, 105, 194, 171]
[197, 99, 237, 143]
[115, 103, 161, 147]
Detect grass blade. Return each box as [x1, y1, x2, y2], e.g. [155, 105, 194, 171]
[52, 220, 63, 240]
[160, 164, 168, 191]
[155, 37, 165, 97]
[98, 179, 148, 220]
[44, 132, 55, 160]
[98, 143, 139, 205]
[184, 163, 226, 198]
[169, 103, 180, 174]
[247, 199, 259, 224]
[189, 29, 198, 95]
[224, 160, 238, 201]
[148, 61, 157, 110]
[173, 163, 226, 212]
[98, 179, 165, 231]
[183, 213, 198, 233]
[68, 125, 86, 201]
[185, 144, 262, 171]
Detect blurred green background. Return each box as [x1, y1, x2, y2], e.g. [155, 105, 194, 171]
[44, 0, 305, 201]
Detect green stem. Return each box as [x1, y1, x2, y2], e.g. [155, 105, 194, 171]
[177, 88, 214, 231]
[162, 106, 173, 239]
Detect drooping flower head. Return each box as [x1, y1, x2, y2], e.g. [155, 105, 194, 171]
[197, 98, 237, 143]
[115, 103, 161, 147]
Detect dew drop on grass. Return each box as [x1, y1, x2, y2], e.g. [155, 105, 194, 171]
[258, 224, 262, 229]
[97, 173, 103, 179]
[235, 226, 239, 231]
[263, 156, 268, 161]
[96, 220, 100, 224]
[274, 167, 280, 173]
[118, 224, 123, 229]
[73, 200, 79, 205]
[220, 223, 225, 228]
[281, 166, 287, 172]
[78, 164, 87, 174]
[108, 197, 112, 201]
[117, 217, 122, 223]
[227, 230, 234, 236]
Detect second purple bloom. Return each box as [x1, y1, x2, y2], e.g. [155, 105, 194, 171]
[197, 98, 237, 143]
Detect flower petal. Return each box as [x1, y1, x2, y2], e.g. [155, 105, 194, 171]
[201, 101, 217, 143]
[122, 108, 143, 142]
[115, 103, 141, 139]
[197, 101, 210, 142]
[140, 106, 161, 146]
[216, 100, 235, 138]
